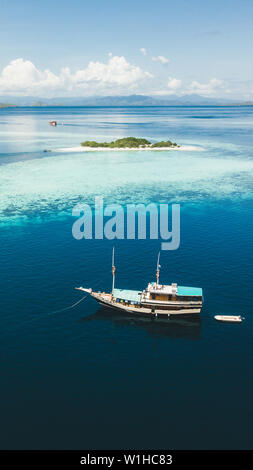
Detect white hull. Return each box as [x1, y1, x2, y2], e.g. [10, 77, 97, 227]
[76, 288, 202, 316]
[214, 315, 242, 323]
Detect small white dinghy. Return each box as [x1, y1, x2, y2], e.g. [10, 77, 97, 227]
[214, 315, 243, 323]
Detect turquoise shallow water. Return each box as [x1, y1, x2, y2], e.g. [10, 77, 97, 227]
[0, 106, 253, 449]
[1, 106, 253, 223]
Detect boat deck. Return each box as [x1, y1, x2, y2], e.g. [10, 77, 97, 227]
[92, 291, 201, 316]
[76, 287, 202, 316]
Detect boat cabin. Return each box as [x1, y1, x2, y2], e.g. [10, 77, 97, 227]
[143, 282, 203, 302]
[112, 283, 203, 306]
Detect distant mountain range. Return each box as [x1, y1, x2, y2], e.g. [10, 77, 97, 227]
[0, 94, 252, 107]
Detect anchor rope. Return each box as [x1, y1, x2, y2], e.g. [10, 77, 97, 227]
[47, 295, 88, 316]
[25, 294, 88, 324]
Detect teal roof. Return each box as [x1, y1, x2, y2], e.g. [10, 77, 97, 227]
[112, 288, 141, 303]
[177, 286, 203, 297]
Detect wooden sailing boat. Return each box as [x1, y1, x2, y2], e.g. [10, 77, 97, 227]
[76, 249, 203, 317]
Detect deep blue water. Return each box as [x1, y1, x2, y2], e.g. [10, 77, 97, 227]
[0, 106, 253, 449]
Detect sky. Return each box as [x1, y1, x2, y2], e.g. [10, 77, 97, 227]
[0, 0, 253, 99]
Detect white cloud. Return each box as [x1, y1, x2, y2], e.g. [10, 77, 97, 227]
[153, 77, 227, 97]
[152, 55, 169, 64]
[1, 58, 250, 99]
[153, 77, 182, 95]
[140, 48, 147, 56]
[72, 56, 152, 85]
[0, 58, 60, 93]
[185, 78, 224, 96]
[167, 77, 182, 92]
[0, 56, 153, 96]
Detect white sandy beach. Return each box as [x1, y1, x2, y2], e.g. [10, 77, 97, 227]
[56, 144, 203, 153]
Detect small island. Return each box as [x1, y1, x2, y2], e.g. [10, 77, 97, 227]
[80, 137, 180, 149]
[57, 138, 202, 153]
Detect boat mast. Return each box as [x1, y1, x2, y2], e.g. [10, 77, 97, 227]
[112, 247, 116, 293]
[156, 251, 161, 285]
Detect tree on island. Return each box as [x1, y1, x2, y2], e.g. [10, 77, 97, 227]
[151, 140, 178, 147]
[80, 137, 179, 148]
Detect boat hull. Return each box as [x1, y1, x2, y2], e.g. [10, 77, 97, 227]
[93, 293, 202, 317]
[214, 315, 242, 323]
